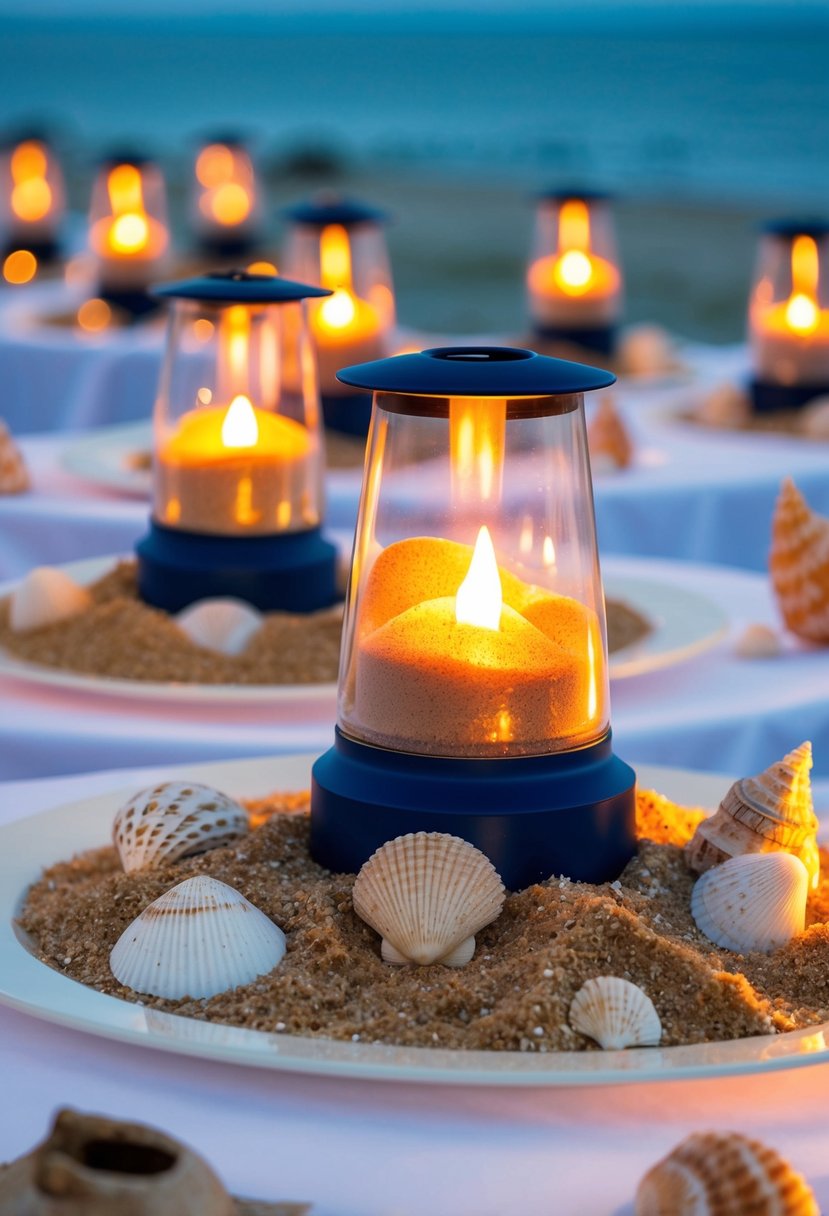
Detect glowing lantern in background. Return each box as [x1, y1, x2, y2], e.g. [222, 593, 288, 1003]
[135, 270, 337, 612]
[0, 132, 66, 282]
[526, 191, 623, 355]
[748, 220, 829, 412]
[192, 136, 263, 257]
[88, 153, 170, 318]
[311, 344, 635, 890]
[282, 196, 395, 435]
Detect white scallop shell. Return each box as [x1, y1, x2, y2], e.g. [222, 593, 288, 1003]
[113, 781, 248, 874]
[733, 622, 782, 659]
[352, 832, 505, 967]
[110, 876, 285, 999]
[175, 597, 263, 656]
[8, 566, 92, 632]
[569, 976, 661, 1050]
[691, 851, 808, 954]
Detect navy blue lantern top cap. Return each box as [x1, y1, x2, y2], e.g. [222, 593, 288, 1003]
[283, 196, 389, 228]
[97, 148, 155, 169]
[1, 125, 55, 150]
[337, 346, 615, 397]
[537, 187, 613, 203]
[762, 218, 829, 240]
[152, 270, 332, 304]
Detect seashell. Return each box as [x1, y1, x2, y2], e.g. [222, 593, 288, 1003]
[617, 324, 680, 377]
[588, 395, 634, 471]
[0, 419, 29, 494]
[684, 742, 819, 887]
[798, 393, 829, 440]
[733, 622, 782, 659]
[110, 875, 285, 999]
[113, 780, 248, 874]
[175, 597, 264, 656]
[352, 832, 505, 967]
[770, 478, 829, 643]
[691, 851, 808, 954]
[569, 976, 661, 1050]
[635, 1130, 819, 1216]
[8, 566, 92, 632]
[696, 381, 750, 428]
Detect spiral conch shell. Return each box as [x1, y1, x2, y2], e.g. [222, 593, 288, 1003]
[635, 1130, 819, 1215]
[110, 875, 286, 999]
[684, 742, 819, 889]
[691, 852, 808, 954]
[587, 395, 633, 471]
[569, 976, 661, 1050]
[770, 478, 829, 643]
[352, 832, 505, 966]
[113, 781, 248, 874]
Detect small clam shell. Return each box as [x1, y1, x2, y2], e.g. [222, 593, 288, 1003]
[352, 832, 505, 967]
[175, 597, 264, 656]
[635, 1130, 819, 1215]
[0, 420, 29, 495]
[691, 852, 808, 954]
[9, 566, 92, 632]
[734, 622, 781, 659]
[110, 875, 285, 999]
[569, 976, 661, 1050]
[770, 478, 829, 644]
[113, 781, 248, 874]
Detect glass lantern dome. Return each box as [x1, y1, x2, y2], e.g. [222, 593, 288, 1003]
[311, 346, 635, 889]
[191, 136, 262, 256]
[527, 191, 622, 354]
[0, 132, 65, 268]
[748, 219, 829, 410]
[88, 153, 170, 309]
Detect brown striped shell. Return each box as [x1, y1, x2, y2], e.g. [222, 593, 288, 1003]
[770, 478, 829, 643]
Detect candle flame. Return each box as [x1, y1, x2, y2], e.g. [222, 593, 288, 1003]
[554, 249, 594, 292]
[320, 223, 353, 287]
[785, 293, 819, 334]
[10, 140, 53, 222]
[221, 394, 259, 448]
[105, 165, 152, 253]
[455, 526, 502, 631]
[319, 287, 357, 330]
[784, 235, 821, 334]
[553, 199, 598, 296]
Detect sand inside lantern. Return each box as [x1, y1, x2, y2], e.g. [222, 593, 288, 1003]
[342, 535, 605, 757]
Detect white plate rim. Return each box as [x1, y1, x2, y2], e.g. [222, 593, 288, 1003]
[2, 751, 829, 1088]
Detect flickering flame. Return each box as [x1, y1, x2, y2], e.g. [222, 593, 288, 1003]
[784, 235, 821, 335]
[320, 223, 353, 287]
[104, 164, 152, 254]
[449, 397, 506, 506]
[455, 526, 502, 631]
[559, 198, 591, 250]
[10, 141, 52, 222]
[221, 394, 259, 448]
[542, 535, 557, 568]
[786, 293, 819, 334]
[3, 249, 37, 284]
[554, 249, 594, 292]
[319, 287, 356, 330]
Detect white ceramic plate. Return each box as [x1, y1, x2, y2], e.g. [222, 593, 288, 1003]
[0, 556, 728, 703]
[2, 752, 828, 1087]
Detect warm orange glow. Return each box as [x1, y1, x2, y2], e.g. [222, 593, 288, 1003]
[312, 224, 382, 346]
[587, 627, 597, 720]
[319, 288, 356, 329]
[208, 182, 251, 226]
[527, 198, 620, 303]
[110, 212, 149, 253]
[542, 535, 557, 568]
[752, 234, 829, 354]
[76, 297, 112, 332]
[192, 318, 215, 343]
[455, 526, 503, 631]
[196, 144, 254, 228]
[247, 260, 277, 276]
[449, 397, 506, 505]
[217, 305, 252, 400]
[320, 223, 353, 286]
[221, 394, 259, 448]
[195, 144, 235, 188]
[786, 294, 819, 334]
[90, 164, 168, 261]
[9, 141, 53, 223]
[3, 248, 37, 284]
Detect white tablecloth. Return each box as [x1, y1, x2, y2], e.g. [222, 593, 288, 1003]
[0, 556, 827, 784]
[1, 758, 829, 1215]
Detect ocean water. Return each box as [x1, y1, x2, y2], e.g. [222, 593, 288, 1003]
[1, 9, 827, 207]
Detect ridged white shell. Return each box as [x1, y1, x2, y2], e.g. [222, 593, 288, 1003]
[0, 420, 29, 495]
[635, 1131, 819, 1215]
[734, 622, 782, 659]
[352, 832, 505, 967]
[8, 566, 92, 632]
[770, 478, 829, 643]
[110, 876, 285, 999]
[691, 852, 808, 954]
[113, 781, 248, 874]
[175, 597, 264, 656]
[569, 976, 661, 1050]
[685, 742, 819, 887]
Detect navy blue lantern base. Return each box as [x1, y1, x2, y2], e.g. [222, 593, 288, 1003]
[136, 519, 339, 613]
[98, 283, 163, 323]
[321, 390, 373, 438]
[749, 377, 829, 414]
[533, 322, 617, 357]
[311, 727, 636, 890]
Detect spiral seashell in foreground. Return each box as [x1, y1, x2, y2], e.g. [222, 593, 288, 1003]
[587, 394, 633, 471]
[110, 876, 286, 999]
[113, 781, 248, 874]
[635, 1130, 819, 1215]
[684, 742, 819, 887]
[770, 478, 829, 643]
[352, 832, 505, 966]
[8, 566, 92, 632]
[175, 597, 264, 656]
[0, 420, 29, 495]
[568, 976, 661, 1050]
[691, 852, 808, 955]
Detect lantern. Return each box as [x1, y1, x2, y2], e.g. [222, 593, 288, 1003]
[0, 131, 66, 281]
[191, 135, 263, 258]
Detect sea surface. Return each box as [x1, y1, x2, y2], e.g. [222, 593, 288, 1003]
[2, 8, 827, 207]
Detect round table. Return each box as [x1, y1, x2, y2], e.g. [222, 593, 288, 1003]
[0, 555, 827, 783]
[0, 756, 828, 1215]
